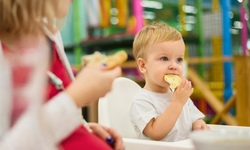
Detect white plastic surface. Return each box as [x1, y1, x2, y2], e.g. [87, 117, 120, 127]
[123, 138, 194, 150]
[98, 77, 142, 138]
[190, 124, 250, 150]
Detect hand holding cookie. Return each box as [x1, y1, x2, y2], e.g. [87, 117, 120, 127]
[170, 77, 193, 106]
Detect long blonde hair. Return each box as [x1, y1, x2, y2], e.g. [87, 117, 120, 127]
[0, 0, 57, 39]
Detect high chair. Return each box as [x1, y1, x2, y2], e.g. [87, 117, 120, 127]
[98, 77, 141, 138]
[98, 77, 250, 150]
[98, 77, 196, 150]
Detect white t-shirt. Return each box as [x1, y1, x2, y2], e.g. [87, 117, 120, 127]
[130, 89, 205, 142]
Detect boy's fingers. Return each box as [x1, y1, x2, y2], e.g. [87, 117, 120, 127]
[188, 81, 192, 87]
[189, 88, 194, 96]
[195, 125, 202, 130]
[179, 78, 186, 88]
[204, 125, 211, 130]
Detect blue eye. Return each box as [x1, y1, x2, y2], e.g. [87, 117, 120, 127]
[177, 58, 183, 62]
[161, 57, 168, 61]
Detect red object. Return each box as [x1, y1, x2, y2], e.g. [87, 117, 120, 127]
[199, 99, 207, 115]
[61, 125, 113, 150]
[48, 42, 112, 150]
[2, 44, 30, 126]
[46, 42, 72, 101]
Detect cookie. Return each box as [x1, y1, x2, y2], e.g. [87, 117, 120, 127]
[82, 50, 128, 69]
[164, 74, 182, 89]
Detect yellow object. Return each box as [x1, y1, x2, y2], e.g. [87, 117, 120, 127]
[164, 74, 182, 89]
[82, 51, 128, 69]
[100, 0, 111, 28]
[116, 0, 128, 28]
[179, 0, 186, 35]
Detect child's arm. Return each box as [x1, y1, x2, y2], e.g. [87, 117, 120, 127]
[143, 100, 184, 140]
[143, 78, 193, 141]
[192, 118, 210, 130]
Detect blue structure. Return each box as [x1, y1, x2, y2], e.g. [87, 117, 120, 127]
[221, 0, 233, 112]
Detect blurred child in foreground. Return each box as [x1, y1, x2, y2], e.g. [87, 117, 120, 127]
[0, 0, 124, 149]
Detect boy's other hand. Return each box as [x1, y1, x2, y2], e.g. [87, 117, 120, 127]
[192, 119, 210, 130]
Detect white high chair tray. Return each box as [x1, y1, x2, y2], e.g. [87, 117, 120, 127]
[123, 138, 194, 150]
[123, 124, 250, 150]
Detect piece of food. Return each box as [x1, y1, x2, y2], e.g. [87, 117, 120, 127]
[82, 50, 128, 69]
[164, 74, 182, 89]
[82, 51, 104, 66]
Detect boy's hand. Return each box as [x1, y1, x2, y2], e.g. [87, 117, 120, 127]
[192, 119, 211, 130]
[171, 78, 193, 106]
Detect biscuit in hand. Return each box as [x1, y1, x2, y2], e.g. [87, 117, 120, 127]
[164, 74, 182, 89]
[82, 50, 128, 69]
[82, 51, 104, 66]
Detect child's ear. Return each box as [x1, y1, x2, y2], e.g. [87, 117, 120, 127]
[137, 58, 147, 73]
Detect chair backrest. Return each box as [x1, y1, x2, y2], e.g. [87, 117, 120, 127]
[98, 77, 142, 138]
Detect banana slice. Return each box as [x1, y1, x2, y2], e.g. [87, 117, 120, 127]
[164, 74, 182, 89]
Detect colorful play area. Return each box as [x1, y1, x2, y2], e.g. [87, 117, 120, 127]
[60, 0, 250, 128]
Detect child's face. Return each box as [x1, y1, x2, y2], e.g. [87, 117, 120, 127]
[54, 0, 72, 18]
[140, 40, 185, 93]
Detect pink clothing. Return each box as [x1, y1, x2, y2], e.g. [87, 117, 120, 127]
[47, 41, 112, 150]
[0, 31, 81, 150]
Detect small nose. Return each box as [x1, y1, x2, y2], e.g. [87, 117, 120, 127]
[168, 61, 177, 70]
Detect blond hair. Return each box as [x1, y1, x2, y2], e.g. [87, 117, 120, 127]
[0, 0, 57, 39]
[133, 22, 182, 61]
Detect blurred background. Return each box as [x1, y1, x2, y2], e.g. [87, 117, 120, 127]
[60, 0, 250, 127]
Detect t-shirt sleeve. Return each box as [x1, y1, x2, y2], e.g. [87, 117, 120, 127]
[188, 98, 205, 123]
[130, 97, 159, 134]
